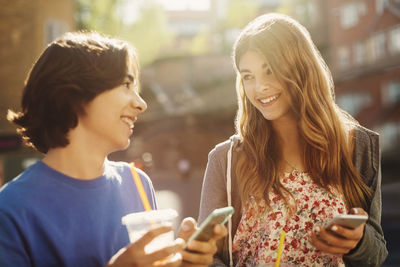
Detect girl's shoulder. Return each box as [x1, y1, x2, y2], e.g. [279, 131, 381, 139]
[212, 134, 241, 152]
[352, 124, 379, 156]
[353, 124, 379, 142]
[351, 124, 380, 185]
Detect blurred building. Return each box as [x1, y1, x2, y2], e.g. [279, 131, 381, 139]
[327, 1, 400, 264]
[327, 0, 400, 171]
[0, 0, 75, 184]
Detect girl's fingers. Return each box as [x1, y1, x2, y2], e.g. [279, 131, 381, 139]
[311, 225, 360, 254]
[328, 223, 365, 241]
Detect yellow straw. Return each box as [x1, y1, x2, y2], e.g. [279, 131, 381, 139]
[275, 231, 285, 267]
[130, 163, 152, 211]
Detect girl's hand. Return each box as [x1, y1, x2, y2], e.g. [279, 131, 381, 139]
[106, 225, 184, 267]
[178, 217, 227, 267]
[310, 208, 368, 257]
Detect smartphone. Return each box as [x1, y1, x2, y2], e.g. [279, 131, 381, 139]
[184, 206, 234, 249]
[325, 214, 368, 229]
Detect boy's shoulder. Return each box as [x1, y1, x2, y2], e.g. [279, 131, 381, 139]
[106, 160, 152, 185]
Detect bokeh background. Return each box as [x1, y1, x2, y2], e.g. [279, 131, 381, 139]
[0, 0, 399, 265]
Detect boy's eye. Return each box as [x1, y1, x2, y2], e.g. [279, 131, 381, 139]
[123, 82, 131, 88]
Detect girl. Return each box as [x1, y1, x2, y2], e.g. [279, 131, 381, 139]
[199, 13, 387, 266]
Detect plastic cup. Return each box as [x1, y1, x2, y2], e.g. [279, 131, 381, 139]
[122, 209, 178, 253]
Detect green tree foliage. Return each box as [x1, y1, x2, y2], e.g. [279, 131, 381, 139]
[225, 0, 260, 29]
[122, 4, 174, 66]
[75, 0, 122, 34]
[211, 0, 260, 53]
[75, 0, 172, 66]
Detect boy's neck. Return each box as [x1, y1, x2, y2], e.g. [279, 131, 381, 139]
[42, 145, 107, 180]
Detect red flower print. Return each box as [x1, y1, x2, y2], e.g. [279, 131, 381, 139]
[232, 171, 347, 266]
[269, 211, 282, 220]
[305, 222, 313, 231]
[318, 208, 326, 215]
[291, 239, 300, 249]
[266, 256, 272, 263]
[297, 187, 303, 192]
[272, 195, 282, 203]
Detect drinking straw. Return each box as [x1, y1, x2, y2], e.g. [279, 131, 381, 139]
[130, 163, 152, 211]
[275, 230, 285, 267]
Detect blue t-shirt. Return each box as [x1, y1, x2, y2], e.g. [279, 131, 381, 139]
[0, 160, 157, 267]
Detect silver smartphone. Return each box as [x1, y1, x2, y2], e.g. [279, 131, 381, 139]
[325, 214, 368, 229]
[184, 206, 234, 249]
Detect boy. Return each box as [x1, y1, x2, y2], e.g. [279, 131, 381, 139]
[0, 31, 225, 267]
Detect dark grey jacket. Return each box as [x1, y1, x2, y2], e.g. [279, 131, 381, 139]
[199, 125, 388, 266]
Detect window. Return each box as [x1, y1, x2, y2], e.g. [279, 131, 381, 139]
[382, 81, 400, 106]
[44, 19, 68, 46]
[370, 32, 386, 61]
[336, 92, 372, 116]
[340, 2, 366, 29]
[353, 41, 367, 65]
[338, 46, 350, 70]
[376, 0, 389, 14]
[379, 122, 400, 152]
[389, 26, 400, 54]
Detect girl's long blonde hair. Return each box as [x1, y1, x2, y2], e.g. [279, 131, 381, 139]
[233, 13, 371, 210]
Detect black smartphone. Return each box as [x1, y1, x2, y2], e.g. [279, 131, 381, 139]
[184, 206, 234, 249]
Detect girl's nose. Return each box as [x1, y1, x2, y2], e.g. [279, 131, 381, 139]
[256, 79, 271, 92]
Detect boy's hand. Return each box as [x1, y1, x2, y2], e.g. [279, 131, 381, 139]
[107, 225, 184, 267]
[178, 217, 227, 267]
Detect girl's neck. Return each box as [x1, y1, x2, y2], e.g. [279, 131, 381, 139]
[271, 116, 304, 172]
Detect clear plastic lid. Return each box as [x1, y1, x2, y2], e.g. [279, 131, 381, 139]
[121, 209, 178, 225]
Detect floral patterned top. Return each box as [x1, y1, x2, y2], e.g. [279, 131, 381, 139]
[233, 170, 347, 267]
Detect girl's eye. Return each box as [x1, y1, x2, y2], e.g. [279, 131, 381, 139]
[266, 68, 272, 75]
[242, 74, 253, 81]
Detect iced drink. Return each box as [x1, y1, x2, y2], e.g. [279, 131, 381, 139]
[122, 209, 178, 253]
